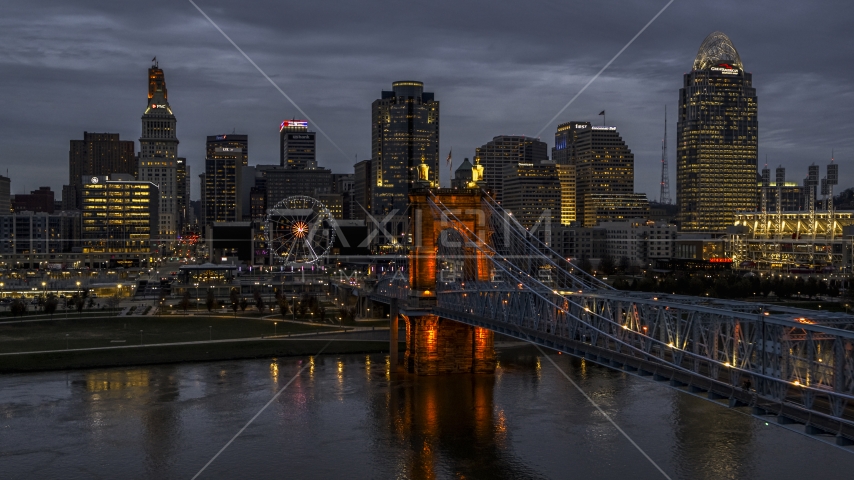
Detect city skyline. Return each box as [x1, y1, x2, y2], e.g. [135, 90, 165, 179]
[2, 1, 853, 200]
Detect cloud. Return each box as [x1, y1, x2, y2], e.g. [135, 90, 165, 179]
[1, 0, 853, 201]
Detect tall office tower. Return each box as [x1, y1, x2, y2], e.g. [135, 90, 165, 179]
[474, 135, 548, 202]
[553, 122, 635, 227]
[175, 158, 189, 232]
[371, 81, 439, 218]
[677, 32, 758, 231]
[502, 161, 561, 233]
[204, 134, 248, 224]
[67, 132, 136, 209]
[353, 159, 372, 220]
[138, 59, 180, 240]
[198, 172, 206, 226]
[82, 174, 159, 265]
[0, 175, 10, 214]
[279, 120, 316, 169]
[332, 173, 355, 219]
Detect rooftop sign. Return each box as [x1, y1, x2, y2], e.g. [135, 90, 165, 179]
[280, 120, 308, 131]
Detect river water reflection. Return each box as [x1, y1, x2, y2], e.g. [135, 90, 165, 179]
[1, 345, 853, 479]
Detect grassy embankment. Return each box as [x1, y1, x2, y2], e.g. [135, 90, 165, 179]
[0, 314, 399, 373]
[0, 315, 328, 353]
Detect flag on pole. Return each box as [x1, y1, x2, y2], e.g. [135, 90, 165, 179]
[598, 110, 605, 116]
[446, 148, 453, 167]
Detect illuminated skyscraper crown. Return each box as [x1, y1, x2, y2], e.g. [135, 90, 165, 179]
[693, 31, 743, 70]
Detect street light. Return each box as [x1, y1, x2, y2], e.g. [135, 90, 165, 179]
[274, 322, 277, 337]
[209, 325, 212, 341]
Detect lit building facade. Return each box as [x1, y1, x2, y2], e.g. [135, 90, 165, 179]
[474, 135, 548, 202]
[204, 134, 248, 225]
[138, 60, 180, 240]
[279, 120, 315, 169]
[583, 193, 650, 227]
[677, 32, 758, 232]
[501, 161, 561, 231]
[371, 81, 439, 217]
[176, 157, 190, 231]
[553, 122, 634, 227]
[81, 175, 159, 263]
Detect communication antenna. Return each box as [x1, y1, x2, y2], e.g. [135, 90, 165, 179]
[659, 106, 671, 204]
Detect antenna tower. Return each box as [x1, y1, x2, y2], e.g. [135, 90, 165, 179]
[659, 106, 671, 204]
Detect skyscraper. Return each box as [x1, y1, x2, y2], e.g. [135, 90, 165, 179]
[279, 120, 316, 169]
[677, 32, 758, 232]
[353, 159, 372, 221]
[474, 135, 548, 202]
[67, 132, 136, 209]
[203, 134, 248, 225]
[371, 81, 439, 217]
[138, 59, 180, 240]
[553, 122, 635, 227]
[0, 175, 9, 214]
[502, 161, 561, 231]
[175, 157, 190, 232]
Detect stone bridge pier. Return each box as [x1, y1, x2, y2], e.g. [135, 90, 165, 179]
[403, 314, 495, 374]
[395, 187, 496, 375]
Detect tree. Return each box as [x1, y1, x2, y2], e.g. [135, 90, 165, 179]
[106, 293, 121, 309]
[75, 295, 85, 314]
[577, 256, 593, 275]
[230, 288, 240, 316]
[206, 288, 216, 312]
[278, 297, 290, 318]
[618, 256, 632, 273]
[179, 291, 191, 313]
[44, 294, 58, 318]
[254, 290, 265, 313]
[340, 306, 357, 324]
[239, 297, 249, 312]
[10, 298, 26, 317]
[599, 255, 616, 275]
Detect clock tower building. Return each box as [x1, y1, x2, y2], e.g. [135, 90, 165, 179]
[138, 59, 180, 242]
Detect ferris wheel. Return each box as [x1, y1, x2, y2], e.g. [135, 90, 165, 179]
[265, 196, 335, 265]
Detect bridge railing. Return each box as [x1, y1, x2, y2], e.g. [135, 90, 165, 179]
[426, 190, 854, 426]
[436, 283, 854, 425]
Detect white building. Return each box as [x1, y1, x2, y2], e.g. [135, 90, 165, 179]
[598, 219, 676, 267]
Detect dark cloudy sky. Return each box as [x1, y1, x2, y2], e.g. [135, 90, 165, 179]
[2, 0, 853, 200]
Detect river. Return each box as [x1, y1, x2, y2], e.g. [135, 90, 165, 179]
[1, 344, 852, 479]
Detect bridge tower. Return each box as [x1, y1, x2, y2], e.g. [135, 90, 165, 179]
[401, 172, 495, 375]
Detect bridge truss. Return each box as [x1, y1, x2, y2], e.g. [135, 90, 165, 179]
[368, 192, 854, 442]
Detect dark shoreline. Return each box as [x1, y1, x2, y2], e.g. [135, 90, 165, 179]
[0, 333, 404, 373]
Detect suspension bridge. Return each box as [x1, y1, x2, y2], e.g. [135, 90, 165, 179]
[334, 186, 854, 447]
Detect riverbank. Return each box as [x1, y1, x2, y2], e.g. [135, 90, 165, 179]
[0, 330, 404, 373]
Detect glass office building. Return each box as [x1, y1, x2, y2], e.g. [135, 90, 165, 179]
[203, 134, 248, 225]
[553, 122, 635, 227]
[371, 81, 440, 217]
[677, 32, 758, 231]
[81, 175, 159, 260]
